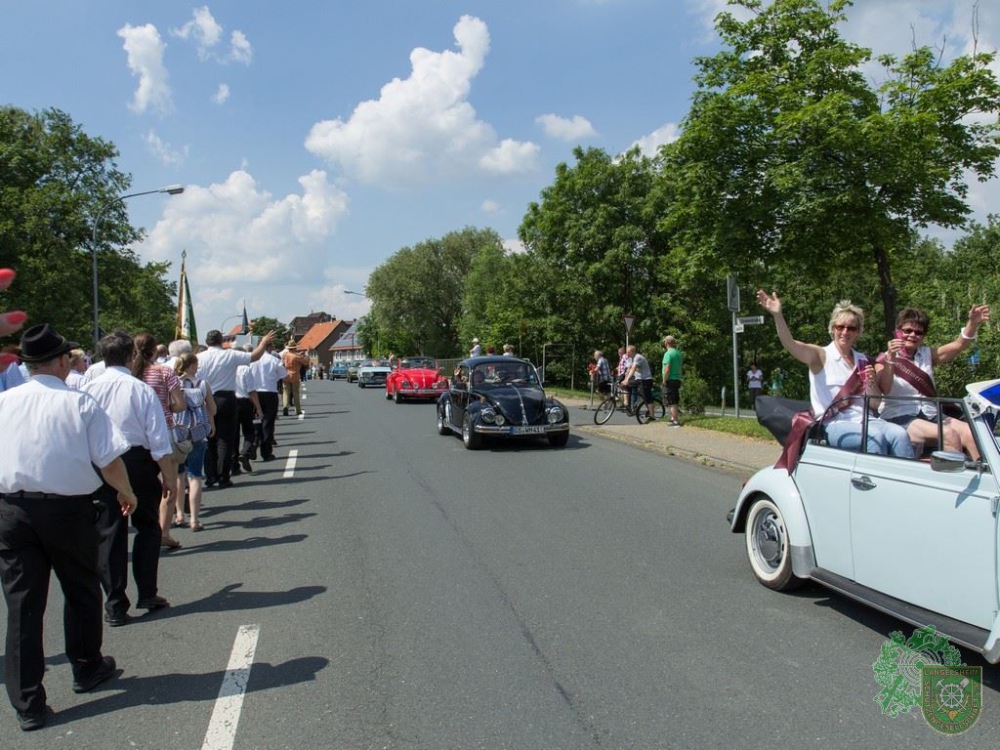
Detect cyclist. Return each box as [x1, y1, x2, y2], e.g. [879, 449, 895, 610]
[622, 345, 655, 418]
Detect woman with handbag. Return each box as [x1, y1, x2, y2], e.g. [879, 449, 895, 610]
[173, 353, 216, 532]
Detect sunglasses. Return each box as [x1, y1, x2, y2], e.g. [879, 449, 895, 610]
[898, 327, 925, 336]
[833, 324, 859, 332]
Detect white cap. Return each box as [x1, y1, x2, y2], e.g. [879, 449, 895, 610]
[472, 338, 480, 344]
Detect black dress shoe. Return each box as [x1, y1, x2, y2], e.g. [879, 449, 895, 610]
[136, 595, 169, 610]
[218, 479, 234, 489]
[240, 456, 253, 473]
[17, 705, 52, 731]
[72, 656, 118, 693]
[231, 466, 243, 477]
[104, 611, 130, 627]
[282, 408, 289, 416]
[205, 479, 217, 488]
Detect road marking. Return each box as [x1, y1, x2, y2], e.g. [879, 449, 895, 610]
[284, 449, 298, 478]
[201, 624, 260, 750]
[297, 411, 305, 421]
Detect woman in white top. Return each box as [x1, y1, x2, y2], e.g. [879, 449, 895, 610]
[875, 305, 989, 459]
[757, 291, 913, 457]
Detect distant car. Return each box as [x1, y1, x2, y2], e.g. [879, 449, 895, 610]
[436, 356, 569, 449]
[347, 361, 361, 383]
[385, 356, 448, 403]
[728, 380, 1000, 663]
[357, 360, 391, 388]
[330, 361, 349, 380]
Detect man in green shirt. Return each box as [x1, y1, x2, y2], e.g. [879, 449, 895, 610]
[661, 335, 683, 426]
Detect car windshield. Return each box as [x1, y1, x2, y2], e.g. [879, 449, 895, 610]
[470, 362, 540, 389]
[400, 357, 435, 369]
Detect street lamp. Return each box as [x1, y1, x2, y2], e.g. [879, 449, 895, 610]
[344, 290, 366, 297]
[91, 184, 185, 350]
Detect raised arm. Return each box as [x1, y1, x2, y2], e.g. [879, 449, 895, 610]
[932, 304, 990, 366]
[756, 290, 826, 374]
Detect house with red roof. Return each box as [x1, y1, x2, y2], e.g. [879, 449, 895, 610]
[297, 319, 353, 371]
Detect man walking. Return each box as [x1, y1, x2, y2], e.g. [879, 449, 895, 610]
[0, 324, 136, 731]
[592, 350, 612, 396]
[662, 335, 684, 427]
[252, 340, 287, 461]
[234, 348, 262, 475]
[198, 329, 275, 488]
[84, 331, 177, 625]
[281, 341, 309, 417]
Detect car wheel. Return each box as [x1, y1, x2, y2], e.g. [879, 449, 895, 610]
[385, 388, 392, 400]
[548, 431, 569, 447]
[462, 413, 482, 450]
[437, 406, 451, 435]
[745, 496, 801, 591]
[394, 389, 404, 404]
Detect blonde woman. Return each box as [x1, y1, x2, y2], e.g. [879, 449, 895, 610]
[173, 353, 216, 531]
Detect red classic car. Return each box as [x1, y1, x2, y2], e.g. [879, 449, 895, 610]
[385, 356, 448, 403]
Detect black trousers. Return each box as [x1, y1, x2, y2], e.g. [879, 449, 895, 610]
[206, 390, 237, 484]
[235, 397, 256, 465]
[258, 391, 279, 458]
[95, 447, 163, 616]
[0, 492, 106, 715]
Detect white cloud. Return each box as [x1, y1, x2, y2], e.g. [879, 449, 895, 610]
[118, 23, 173, 115]
[630, 122, 681, 157]
[503, 238, 526, 255]
[171, 6, 223, 60]
[481, 199, 501, 214]
[229, 30, 252, 64]
[305, 15, 539, 185]
[144, 130, 188, 166]
[144, 169, 349, 288]
[536, 113, 597, 141]
[213, 83, 230, 104]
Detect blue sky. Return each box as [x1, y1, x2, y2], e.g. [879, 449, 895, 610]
[3, 1, 997, 334]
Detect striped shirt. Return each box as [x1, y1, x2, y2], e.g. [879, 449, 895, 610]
[142, 363, 182, 429]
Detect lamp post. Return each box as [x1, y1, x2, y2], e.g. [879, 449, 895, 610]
[220, 314, 243, 339]
[91, 184, 184, 350]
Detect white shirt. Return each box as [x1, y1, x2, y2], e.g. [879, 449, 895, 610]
[0, 362, 25, 392]
[197, 346, 253, 392]
[809, 343, 864, 422]
[82, 360, 107, 385]
[236, 364, 255, 399]
[83, 366, 173, 460]
[252, 351, 287, 393]
[881, 345, 937, 421]
[65, 369, 85, 390]
[0, 375, 129, 494]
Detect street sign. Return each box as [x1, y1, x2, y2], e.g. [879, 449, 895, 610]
[734, 323, 745, 334]
[737, 315, 765, 326]
[623, 314, 636, 334]
[727, 275, 740, 312]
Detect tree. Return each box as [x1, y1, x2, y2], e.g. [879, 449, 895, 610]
[0, 107, 177, 345]
[665, 0, 1000, 338]
[366, 227, 504, 357]
[249, 316, 290, 348]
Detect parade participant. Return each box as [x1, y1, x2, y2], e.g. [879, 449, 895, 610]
[251, 339, 287, 461]
[198, 329, 275, 488]
[0, 323, 136, 730]
[757, 291, 913, 468]
[281, 341, 309, 417]
[84, 331, 177, 624]
[876, 304, 990, 459]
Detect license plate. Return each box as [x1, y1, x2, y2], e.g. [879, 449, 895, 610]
[510, 425, 545, 435]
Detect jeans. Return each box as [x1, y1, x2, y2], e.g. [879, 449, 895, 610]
[826, 419, 914, 458]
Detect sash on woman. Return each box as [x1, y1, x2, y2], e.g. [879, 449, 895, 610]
[775, 367, 865, 473]
[876, 352, 936, 397]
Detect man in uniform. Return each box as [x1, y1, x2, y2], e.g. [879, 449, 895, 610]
[84, 331, 177, 626]
[251, 339, 287, 460]
[0, 324, 137, 731]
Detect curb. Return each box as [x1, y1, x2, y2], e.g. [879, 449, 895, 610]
[575, 424, 765, 476]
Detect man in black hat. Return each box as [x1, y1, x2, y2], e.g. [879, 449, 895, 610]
[0, 324, 138, 731]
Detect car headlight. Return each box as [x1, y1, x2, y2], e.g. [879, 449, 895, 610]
[546, 405, 564, 424]
[401, 380, 411, 389]
[494, 412, 505, 426]
[481, 408, 496, 424]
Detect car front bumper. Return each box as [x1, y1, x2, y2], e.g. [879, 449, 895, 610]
[473, 422, 570, 436]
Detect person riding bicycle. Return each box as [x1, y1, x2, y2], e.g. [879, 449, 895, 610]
[622, 345, 654, 414]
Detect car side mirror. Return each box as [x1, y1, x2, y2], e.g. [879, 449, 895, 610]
[930, 450, 967, 473]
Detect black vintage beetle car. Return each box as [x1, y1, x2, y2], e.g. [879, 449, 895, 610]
[436, 356, 570, 449]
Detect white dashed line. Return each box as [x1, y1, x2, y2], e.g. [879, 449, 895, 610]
[201, 624, 260, 750]
[283, 449, 298, 478]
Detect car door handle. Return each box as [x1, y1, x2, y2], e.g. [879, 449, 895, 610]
[851, 475, 876, 490]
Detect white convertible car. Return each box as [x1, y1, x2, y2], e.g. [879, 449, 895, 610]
[730, 379, 1000, 663]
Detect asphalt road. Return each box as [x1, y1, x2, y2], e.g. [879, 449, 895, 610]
[3, 379, 999, 748]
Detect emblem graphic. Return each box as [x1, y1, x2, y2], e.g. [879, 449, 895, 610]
[872, 626, 963, 717]
[921, 666, 982, 734]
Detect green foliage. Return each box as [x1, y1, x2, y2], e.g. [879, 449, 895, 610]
[0, 106, 177, 347]
[679, 366, 711, 415]
[366, 227, 503, 358]
[249, 316, 290, 347]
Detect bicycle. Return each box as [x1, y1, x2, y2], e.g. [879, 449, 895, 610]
[594, 380, 664, 425]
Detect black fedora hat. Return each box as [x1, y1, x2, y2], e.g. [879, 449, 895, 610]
[20, 324, 78, 363]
